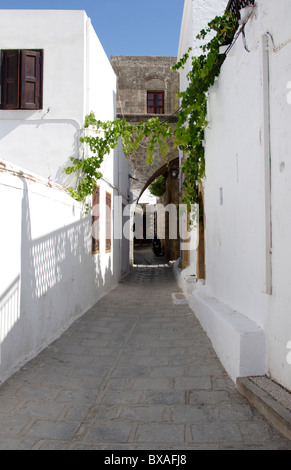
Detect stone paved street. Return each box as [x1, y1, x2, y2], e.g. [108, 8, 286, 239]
[0, 247, 291, 450]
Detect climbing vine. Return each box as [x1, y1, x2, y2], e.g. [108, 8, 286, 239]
[172, 10, 236, 208]
[149, 174, 167, 198]
[63, 11, 236, 209]
[63, 113, 173, 203]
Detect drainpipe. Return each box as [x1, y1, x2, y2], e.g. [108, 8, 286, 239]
[85, 16, 91, 119]
[262, 34, 272, 295]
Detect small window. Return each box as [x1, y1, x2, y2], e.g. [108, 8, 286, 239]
[92, 186, 100, 254]
[1, 49, 43, 110]
[147, 91, 164, 114]
[106, 192, 112, 253]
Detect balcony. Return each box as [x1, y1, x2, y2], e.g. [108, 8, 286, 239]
[226, 0, 255, 22]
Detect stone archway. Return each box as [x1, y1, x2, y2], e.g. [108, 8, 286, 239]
[110, 55, 180, 265]
[129, 157, 180, 265]
[127, 134, 179, 204]
[137, 157, 180, 202]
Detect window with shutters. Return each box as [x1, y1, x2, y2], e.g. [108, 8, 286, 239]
[147, 91, 164, 114]
[0, 49, 43, 110]
[106, 192, 112, 253]
[92, 186, 100, 254]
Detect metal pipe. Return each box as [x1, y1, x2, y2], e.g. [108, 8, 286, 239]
[262, 33, 273, 295]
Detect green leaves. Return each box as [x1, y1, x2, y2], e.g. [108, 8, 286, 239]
[63, 115, 174, 205]
[171, 46, 193, 71]
[63, 11, 236, 210]
[149, 174, 167, 197]
[172, 11, 236, 207]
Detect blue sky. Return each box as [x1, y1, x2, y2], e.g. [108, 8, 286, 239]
[0, 0, 185, 58]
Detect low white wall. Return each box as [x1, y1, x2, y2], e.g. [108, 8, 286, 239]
[189, 286, 266, 382]
[174, 261, 266, 382]
[0, 162, 120, 384]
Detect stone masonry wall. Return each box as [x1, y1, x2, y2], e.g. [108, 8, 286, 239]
[111, 56, 180, 120]
[110, 56, 180, 196]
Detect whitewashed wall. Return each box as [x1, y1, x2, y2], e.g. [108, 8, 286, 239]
[0, 10, 129, 383]
[0, 164, 120, 383]
[261, 0, 291, 389]
[187, 0, 291, 388]
[178, 0, 229, 93]
[0, 10, 87, 184]
[84, 17, 130, 280]
[176, 0, 229, 287]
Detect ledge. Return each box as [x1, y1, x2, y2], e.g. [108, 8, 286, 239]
[237, 376, 291, 441]
[116, 113, 178, 123]
[189, 286, 266, 382]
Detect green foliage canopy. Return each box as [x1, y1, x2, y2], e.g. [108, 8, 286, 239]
[63, 11, 236, 210]
[149, 175, 167, 198]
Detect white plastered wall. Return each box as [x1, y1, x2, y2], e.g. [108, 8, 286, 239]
[186, 0, 291, 388]
[0, 10, 129, 383]
[175, 0, 229, 295]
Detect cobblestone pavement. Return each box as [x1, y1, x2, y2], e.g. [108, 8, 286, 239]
[0, 247, 291, 450]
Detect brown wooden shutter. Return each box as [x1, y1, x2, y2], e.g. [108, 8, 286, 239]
[1, 50, 20, 109]
[106, 192, 112, 253]
[92, 186, 100, 254]
[20, 50, 42, 109]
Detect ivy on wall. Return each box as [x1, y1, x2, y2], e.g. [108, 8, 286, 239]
[149, 174, 167, 198]
[172, 11, 236, 209]
[63, 11, 236, 210]
[63, 114, 172, 204]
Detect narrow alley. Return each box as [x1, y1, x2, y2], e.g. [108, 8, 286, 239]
[0, 247, 290, 450]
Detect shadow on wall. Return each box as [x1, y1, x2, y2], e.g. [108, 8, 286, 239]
[0, 177, 114, 382]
